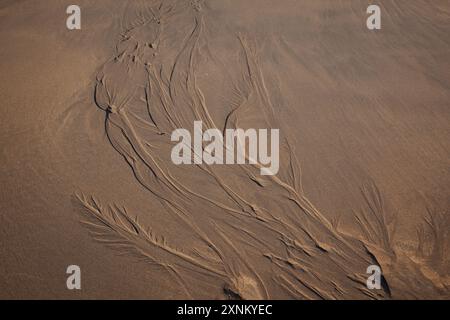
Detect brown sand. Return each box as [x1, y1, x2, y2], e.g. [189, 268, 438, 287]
[0, 0, 449, 299]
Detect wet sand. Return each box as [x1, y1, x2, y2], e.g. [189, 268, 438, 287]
[0, 0, 449, 299]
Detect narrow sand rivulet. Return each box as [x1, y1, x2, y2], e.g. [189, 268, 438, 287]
[0, 0, 449, 299]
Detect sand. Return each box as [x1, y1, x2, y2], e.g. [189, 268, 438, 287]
[0, 0, 449, 299]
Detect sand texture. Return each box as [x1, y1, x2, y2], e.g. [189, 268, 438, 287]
[0, 0, 449, 299]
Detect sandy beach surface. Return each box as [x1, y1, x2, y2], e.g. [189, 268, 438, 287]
[0, 0, 449, 299]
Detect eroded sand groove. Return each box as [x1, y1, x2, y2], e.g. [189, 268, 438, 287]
[76, 0, 449, 299]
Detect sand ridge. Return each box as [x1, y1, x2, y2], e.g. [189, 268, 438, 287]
[0, 0, 449, 299]
[78, 0, 449, 299]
